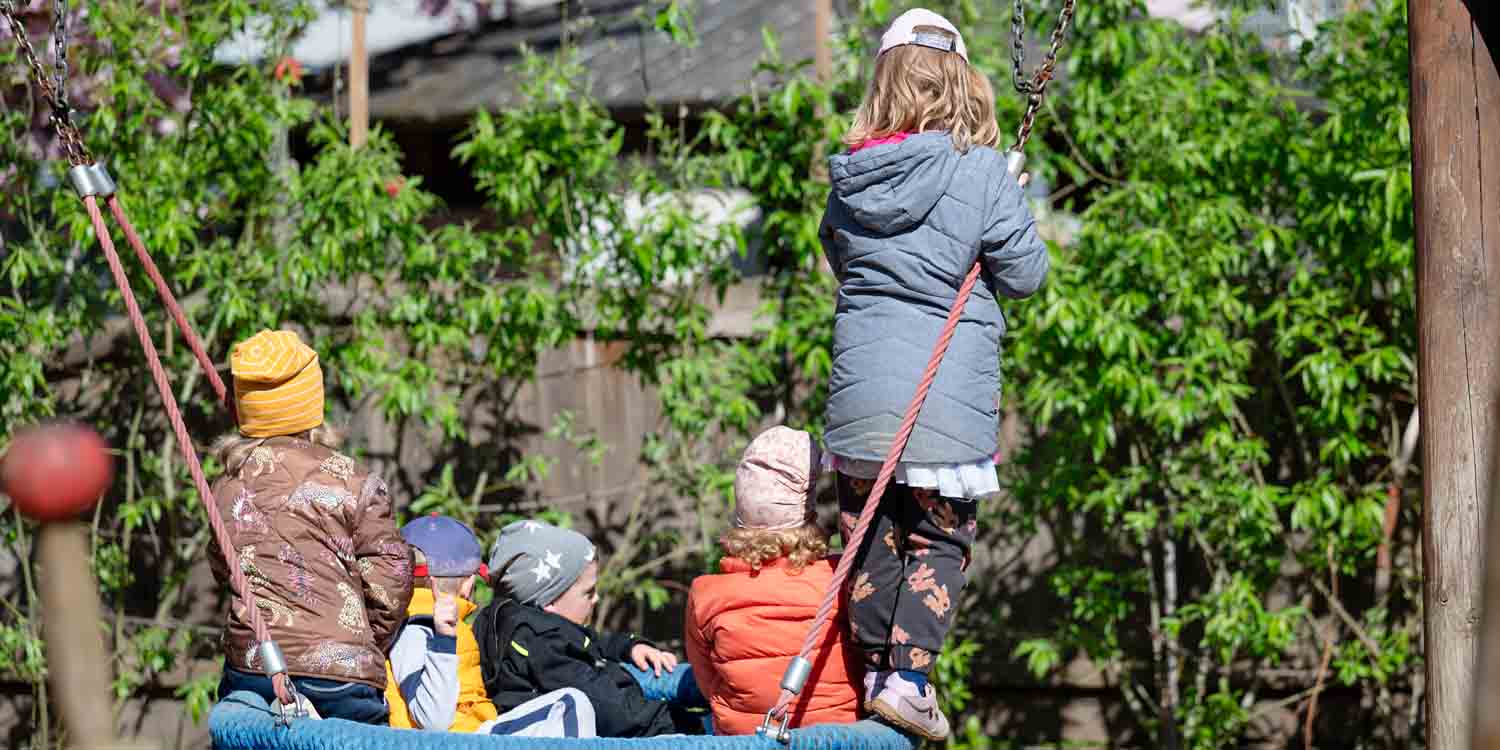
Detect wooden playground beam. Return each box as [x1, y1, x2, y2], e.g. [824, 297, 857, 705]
[814, 0, 832, 83]
[350, 0, 369, 148]
[1408, 1, 1499, 749]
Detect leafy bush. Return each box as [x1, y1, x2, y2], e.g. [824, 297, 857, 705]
[0, 0, 1418, 747]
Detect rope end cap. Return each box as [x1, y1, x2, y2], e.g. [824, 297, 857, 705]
[780, 656, 813, 695]
[68, 162, 116, 199]
[1006, 149, 1027, 177]
[257, 640, 288, 678]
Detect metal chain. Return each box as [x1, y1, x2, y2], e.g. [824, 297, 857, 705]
[1010, 0, 1076, 96]
[1, 0, 92, 165]
[2, 5, 57, 103]
[50, 0, 68, 110]
[1010, 0, 1077, 152]
[1010, 0, 1029, 95]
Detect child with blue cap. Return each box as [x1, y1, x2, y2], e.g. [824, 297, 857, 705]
[385, 514, 597, 737]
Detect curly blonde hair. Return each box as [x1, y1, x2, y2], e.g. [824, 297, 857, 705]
[844, 26, 1000, 153]
[212, 424, 344, 475]
[720, 522, 830, 573]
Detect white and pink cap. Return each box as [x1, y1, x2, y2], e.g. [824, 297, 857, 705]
[733, 426, 821, 531]
[878, 8, 969, 62]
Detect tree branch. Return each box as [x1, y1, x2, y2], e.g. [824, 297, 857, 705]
[1309, 576, 1383, 664]
[1375, 406, 1418, 603]
[1304, 544, 1338, 749]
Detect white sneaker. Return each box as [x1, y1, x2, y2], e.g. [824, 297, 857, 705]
[866, 671, 950, 742]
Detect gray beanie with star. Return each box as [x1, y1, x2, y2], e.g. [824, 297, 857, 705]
[486, 520, 596, 607]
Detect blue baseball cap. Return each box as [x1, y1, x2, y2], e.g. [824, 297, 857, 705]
[401, 513, 485, 578]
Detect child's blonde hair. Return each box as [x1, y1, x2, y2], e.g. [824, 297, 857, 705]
[212, 424, 343, 474]
[844, 26, 1000, 153]
[720, 522, 829, 573]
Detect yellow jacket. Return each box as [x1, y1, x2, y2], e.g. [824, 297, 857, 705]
[385, 588, 499, 732]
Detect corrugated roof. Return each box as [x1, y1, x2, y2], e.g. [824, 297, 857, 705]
[214, 0, 481, 68]
[359, 0, 817, 124]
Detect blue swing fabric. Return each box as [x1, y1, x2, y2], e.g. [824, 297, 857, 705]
[210, 691, 919, 750]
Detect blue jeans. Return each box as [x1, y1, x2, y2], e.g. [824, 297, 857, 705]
[622, 663, 706, 705]
[218, 666, 388, 725]
[623, 663, 712, 734]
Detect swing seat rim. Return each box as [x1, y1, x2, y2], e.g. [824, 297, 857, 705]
[210, 689, 921, 749]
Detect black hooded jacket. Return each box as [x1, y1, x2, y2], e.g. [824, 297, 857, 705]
[473, 598, 697, 737]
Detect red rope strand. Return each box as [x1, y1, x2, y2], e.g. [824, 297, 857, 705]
[84, 196, 293, 707]
[106, 195, 235, 422]
[771, 260, 985, 718]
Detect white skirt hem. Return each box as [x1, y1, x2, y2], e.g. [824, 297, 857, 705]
[823, 451, 1000, 500]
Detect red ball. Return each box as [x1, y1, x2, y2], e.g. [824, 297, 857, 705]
[1, 423, 114, 522]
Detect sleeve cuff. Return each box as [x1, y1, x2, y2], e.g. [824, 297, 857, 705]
[620, 634, 654, 661]
[429, 634, 458, 654]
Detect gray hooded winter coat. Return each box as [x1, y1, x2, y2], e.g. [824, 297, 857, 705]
[819, 132, 1049, 465]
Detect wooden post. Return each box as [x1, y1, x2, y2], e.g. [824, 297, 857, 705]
[814, 0, 832, 83]
[349, 0, 369, 148]
[1409, 2, 1500, 749]
[811, 0, 834, 263]
[38, 523, 126, 749]
[1466, 4, 1500, 745]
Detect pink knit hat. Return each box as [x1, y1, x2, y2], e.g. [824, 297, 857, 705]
[733, 426, 821, 531]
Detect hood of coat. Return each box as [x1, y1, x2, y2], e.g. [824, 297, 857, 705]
[827, 131, 961, 234]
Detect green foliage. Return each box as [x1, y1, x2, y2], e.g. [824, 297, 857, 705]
[0, 622, 46, 685]
[990, 0, 1418, 746]
[175, 669, 223, 724]
[0, 0, 1421, 747]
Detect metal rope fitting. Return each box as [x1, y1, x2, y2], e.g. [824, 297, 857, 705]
[756, 707, 793, 744]
[1006, 149, 1027, 178]
[257, 640, 288, 678]
[779, 656, 812, 695]
[273, 680, 310, 726]
[67, 162, 115, 199]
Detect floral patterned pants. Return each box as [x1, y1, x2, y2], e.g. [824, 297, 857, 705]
[836, 472, 978, 674]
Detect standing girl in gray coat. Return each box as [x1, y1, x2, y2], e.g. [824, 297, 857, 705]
[818, 8, 1050, 741]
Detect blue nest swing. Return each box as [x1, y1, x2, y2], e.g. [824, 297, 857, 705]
[209, 691, 918, 750]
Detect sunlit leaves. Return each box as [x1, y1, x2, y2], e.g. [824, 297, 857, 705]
[996, 0, 1416, 744]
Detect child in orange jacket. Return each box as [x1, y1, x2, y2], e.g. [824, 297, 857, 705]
[684, 427, 864, 735]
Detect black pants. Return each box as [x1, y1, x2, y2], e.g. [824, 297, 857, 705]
[836, 473, 977, 673]
[218, 666, 389, 724]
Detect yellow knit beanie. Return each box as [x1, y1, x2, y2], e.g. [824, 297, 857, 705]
[231, 330, 325, 438]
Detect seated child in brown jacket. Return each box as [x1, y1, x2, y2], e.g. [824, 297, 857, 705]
[209, 329, 413, 723]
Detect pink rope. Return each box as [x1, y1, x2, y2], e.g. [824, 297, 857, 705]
[771, 260, 985, 717]
[83, 196, 293, 707]
[106, 195, 236, 423]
